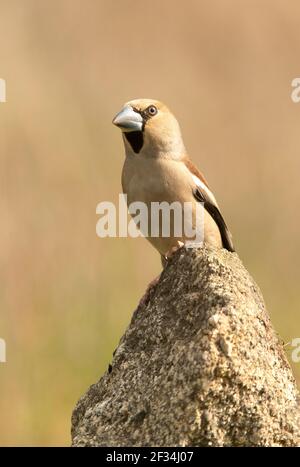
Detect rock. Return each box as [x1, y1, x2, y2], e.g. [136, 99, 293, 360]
[71, 246, 300, 447]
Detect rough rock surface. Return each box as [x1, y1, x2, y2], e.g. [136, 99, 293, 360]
[71, 246, 300, 447]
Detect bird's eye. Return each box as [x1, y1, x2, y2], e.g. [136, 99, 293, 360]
[147, 105, 158, 116]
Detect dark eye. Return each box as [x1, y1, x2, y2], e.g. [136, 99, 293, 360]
[147, 105, 158, 116]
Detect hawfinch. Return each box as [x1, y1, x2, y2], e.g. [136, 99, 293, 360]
[113, 99, 234, 263]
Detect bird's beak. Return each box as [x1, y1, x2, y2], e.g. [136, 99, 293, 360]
[112, 106, 143, 132]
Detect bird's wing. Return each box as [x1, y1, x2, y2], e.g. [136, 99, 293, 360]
[183, 156, 210, 188]
[183, 157, 235, 252]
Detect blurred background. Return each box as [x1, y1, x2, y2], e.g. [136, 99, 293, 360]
[0, 0, 299, 446]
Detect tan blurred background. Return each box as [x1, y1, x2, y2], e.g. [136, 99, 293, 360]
[0, 0, 299, 446]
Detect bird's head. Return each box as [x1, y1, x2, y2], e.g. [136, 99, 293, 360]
[112, 99, 185, 158]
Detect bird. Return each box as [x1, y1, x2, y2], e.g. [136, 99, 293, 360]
[112, 99, 234, 266]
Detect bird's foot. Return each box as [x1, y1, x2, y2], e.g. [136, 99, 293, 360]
[164, 241, 184, 261]
[184, 241, 203, 250]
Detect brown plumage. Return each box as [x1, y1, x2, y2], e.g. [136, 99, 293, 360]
[182, 155, 210, 188]
[113, 99, 234, 259]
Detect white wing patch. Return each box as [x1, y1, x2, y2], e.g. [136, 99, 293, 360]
[191, 174, 219, 208]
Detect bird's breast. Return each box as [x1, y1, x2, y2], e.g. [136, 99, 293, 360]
[122, 157, 192, 206]
[121, 155, 222, 254]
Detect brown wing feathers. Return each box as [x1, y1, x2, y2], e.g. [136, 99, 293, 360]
[193, 186, 235, 252]
[182, 156, 210, 188]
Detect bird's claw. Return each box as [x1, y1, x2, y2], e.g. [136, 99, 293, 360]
[164, 241, 184, 261]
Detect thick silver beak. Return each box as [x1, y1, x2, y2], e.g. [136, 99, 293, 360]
[112, 105, 143, 132]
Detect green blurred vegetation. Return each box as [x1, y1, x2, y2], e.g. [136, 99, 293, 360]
[0, 0, 299, 446]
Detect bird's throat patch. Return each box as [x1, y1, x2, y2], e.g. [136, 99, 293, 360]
[125, 131, 144, 154]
